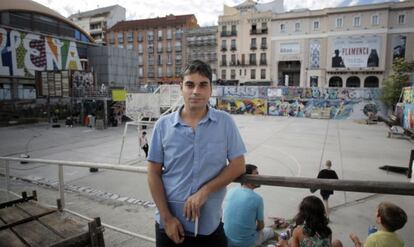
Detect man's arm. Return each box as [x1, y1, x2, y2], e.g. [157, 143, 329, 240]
[256, 220, 264, 231]
[184, 155, 246, 220]
[147, 162, 184, 244]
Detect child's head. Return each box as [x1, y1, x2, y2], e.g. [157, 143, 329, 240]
[377, 202, 407, 232]
[294, 196, 331, 238]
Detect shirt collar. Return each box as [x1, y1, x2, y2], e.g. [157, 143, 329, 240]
[172, 105, 217, 127]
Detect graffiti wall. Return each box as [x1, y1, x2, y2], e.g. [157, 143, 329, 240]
[217, 98, 267, 115]
[402, 87, 414, 130]
[214, 86, 382, 119]
[0, 27, 82, 77]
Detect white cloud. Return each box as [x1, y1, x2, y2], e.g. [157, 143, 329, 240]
[31, 0, 393, 26]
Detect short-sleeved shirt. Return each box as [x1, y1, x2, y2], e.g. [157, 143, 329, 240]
[148, 106, 246, 235]
[223, 186, 264, 247]
[365, 230, 404, 247]
[317, 169, 338, 195]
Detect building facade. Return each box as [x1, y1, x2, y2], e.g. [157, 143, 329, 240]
[185, 26, 218, 81]
[0, 0, 95, 105]
[271, 1, 414, 88]
[218, 0, 283, 85]
[69, 5, 126, 44]
[106, 14, 198, 85]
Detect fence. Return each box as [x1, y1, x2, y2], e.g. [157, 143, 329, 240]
[1, 156, 414, 243]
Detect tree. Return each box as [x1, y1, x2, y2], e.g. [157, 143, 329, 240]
[381, 58, 414, 109]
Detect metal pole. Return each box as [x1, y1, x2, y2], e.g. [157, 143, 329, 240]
[5, 161, 10, 201]
[58, 164, 65, 209]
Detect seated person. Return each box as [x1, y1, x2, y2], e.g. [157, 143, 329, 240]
[349, 202, 407, 247]
[223, 164, 275, 247]
[277, 195, 342, 247]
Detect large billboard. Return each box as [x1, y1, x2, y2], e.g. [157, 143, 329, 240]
[331, 36, 381, 68]
[0, 27, 83, 77]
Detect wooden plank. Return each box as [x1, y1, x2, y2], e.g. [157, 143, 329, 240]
[39, 213, 86, 238]
[17, 202, 51, 216]
[0, 206, 30, 224]
[0, 229, 27, 247]
[13, 221, 62, 247]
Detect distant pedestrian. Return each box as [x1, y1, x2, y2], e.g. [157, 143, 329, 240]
[316, 160, 339, 218]
[139, 131, 149, 158]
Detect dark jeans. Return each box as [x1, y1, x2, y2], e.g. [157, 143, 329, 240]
[155, 222, 227, 247]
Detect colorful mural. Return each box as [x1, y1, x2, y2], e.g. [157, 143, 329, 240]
[217, 98, 267, 115]
[215, 86, 380, 101]
[0, 28, 82, 77]
[403, 104, 414, 129]
[402, 87, 414, 104]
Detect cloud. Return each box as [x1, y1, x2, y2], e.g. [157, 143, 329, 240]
[31, 0, 395, 26]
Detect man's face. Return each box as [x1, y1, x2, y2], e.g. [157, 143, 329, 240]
[251, 169, 261, 189]
[181, 73, 212, 111]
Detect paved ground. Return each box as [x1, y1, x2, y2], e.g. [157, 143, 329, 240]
[0, 115, 413, 246]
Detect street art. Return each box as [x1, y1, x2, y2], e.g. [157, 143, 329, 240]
[217, 98, 267, 115]
[402, 87, 414, 104]
[403, 104, 414, 129]
[0, 28, 82, 77]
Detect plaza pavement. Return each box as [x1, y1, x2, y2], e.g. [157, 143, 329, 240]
[0, 115, 413, 246]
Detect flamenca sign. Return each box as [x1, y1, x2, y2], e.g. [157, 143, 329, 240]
[331, 36, 381, 68]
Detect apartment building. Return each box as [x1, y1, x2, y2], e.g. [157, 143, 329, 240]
[106, 14, 198, 85]
[185, 26, 218, 81]
[69, 5, 126, 44]
[218, 0, 283, 85]
[271, 1, 414, 88]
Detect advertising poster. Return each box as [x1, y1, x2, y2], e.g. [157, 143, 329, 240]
[331, 36, 381, 68]
[309, 40, 321, 69]
[392, 35, 406, 61]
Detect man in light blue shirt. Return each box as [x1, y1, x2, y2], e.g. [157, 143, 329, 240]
[147, 60, 246, 246]
[224, 164, 275, 247]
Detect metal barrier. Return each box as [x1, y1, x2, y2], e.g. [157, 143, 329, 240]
[1, 156, 414, 243]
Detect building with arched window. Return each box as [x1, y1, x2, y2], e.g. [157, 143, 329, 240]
[0, 0, 95, 106]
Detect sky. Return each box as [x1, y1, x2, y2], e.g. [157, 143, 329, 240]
[32, 0, 401, 27]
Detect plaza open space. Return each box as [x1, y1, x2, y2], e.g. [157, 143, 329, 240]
[0, 115, 413, 246]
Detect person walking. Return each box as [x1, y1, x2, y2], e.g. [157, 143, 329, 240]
[316, 160, 339, 218]
[139, 131, 149, 158]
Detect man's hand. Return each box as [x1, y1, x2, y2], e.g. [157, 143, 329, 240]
[184, 187, 209, 221]
[164, 215, 185, 244]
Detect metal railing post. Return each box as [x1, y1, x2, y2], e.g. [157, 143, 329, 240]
[58, 164, 65, 209]
[5, 161, 10, 201]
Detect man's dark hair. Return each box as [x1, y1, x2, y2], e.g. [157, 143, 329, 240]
[181, 60, 212, 83]
[245, 164, 258, 175]
[378, 202, 407, 232]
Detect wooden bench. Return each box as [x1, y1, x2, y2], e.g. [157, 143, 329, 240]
[0, 191, 105, 247]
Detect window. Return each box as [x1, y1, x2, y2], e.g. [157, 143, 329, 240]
[175, 40, 182, 52]
[167, 66, 173, 77]
[176, 28, 182, 39]
[138, 43, 143, 53]
[231, 54, 236, 65]
[353, 16, 361, 27]
[313, 21, 320, 30]
[249, 53, 256, 65]
[250, 69, 256, 79]
[336, 17, 343, 28]
[221, 40, 227, 51]
[231, 25, 236, 35]
[0, 84, 11, 100]
[139, 67, 143, 78]
[260, 53, 266, 65]
[371, 15, 379, 25]
[167, 29, 172, 39]
[138, 55, 143, 65]
[158, 30, 163, 40]
[280, 23, 286, 32]
[260, 69, 266, 79]
[231, 39, 236, 50]
[261, 22, 267, 30]
[221, 69, 226, 80]
[398, 14, 406, 24]
[158, 66, 163, 77]
[167, 54, 173, 64]
[167, 41, 172, 52]
[261, 37, 267, 49]
[221, 54, 227, 66]
[127, 44, 133, 50]
[157, 54, 163, 65]
[137, 32, 143, 42]
[231, 69, 236, 79]
[109, 32, 115, 43]
[295, 23, 300, 32]
[127, 32, 133, 42]
[251, 38, 257, 49]
[147, 31, 154, 41]
[117, 32, 124, 43]
[158, 42, 163, 53]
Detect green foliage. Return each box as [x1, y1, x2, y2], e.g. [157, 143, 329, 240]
[381, 58, 414, 109]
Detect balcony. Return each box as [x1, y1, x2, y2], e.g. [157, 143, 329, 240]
[260, 44, 268, 50]
[229, 61, 237, 66]
[250, 44, 257, 50]
[175, 46, 182, 52]
[167, 47, 172, 53]
[220, 31, 237, 37]
[260, 60, 267, 65]
[176, 60, 182, 65]
[230, 46, 237, 51]
[157, 48, 163, 53]
[249, 61, 257, 66]
[221, 61, 227, 66]
[250, 28, 268, 35]
[221, 46, 227, 52]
